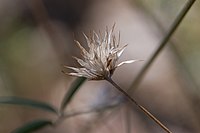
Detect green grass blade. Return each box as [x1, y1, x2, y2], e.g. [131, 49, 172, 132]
[11, 119, 52, 133]
[61, 77, 86, 111]
[0, 96, 58, 114]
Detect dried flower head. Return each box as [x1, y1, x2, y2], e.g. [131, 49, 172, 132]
[64, 25, 139, 80]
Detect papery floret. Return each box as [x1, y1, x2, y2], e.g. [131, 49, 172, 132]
[64, 25, 139, 80]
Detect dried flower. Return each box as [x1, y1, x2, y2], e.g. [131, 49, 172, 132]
[63, 25, 172, 133]
[64, 25, 139, 80]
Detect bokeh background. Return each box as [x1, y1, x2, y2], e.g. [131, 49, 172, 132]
[0, 0, 200, 132]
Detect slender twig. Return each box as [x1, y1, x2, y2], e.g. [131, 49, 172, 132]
[53, 102, 120, 126]
[135, 0, 200, 126]
[106, 77, 172, 133]
[129, 0, 196, 91]
[136, 0, 199, 93]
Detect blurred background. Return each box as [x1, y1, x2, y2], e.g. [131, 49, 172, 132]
[0, 0, 200, 132]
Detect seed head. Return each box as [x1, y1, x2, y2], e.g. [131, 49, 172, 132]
[64, 25, 139, 80]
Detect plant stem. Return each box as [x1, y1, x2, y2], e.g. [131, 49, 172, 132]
[129, 0, 196, 91]
[106, 77, 172, 133]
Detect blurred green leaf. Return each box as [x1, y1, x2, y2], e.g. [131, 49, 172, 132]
[11, 119, 52, 133]
[61, 77, 86, 111]
[0, 96, 58, 114]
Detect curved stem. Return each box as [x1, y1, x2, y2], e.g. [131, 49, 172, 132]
[106, 77, 172, 133]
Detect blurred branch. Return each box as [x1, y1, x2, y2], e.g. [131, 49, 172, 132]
[53, 101, 121, 126]
[135, 0, 200, 127]
[63, 103, 119, 119]
[80, 105, 121, 133]
[134, 0, 199, 94]
[129, 0, 196, 91]
[131, 0, 200, 128]
[26, 0, 67, 61]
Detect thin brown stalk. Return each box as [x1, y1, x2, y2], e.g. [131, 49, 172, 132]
[106, 77, 172, 133]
